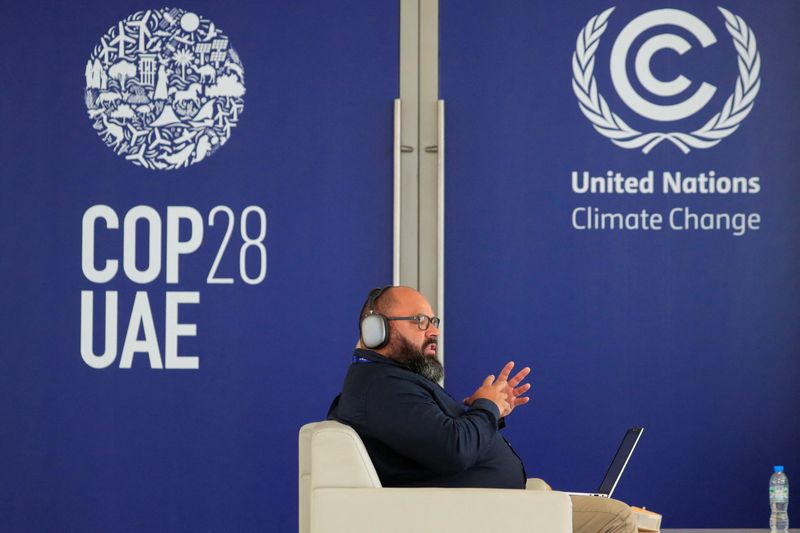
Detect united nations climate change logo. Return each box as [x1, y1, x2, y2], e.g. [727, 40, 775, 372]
[572, 7, 761, 153]
[85, 8, 245, 169]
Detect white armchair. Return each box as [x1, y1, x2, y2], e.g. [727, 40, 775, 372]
[299, 420, 572, 533]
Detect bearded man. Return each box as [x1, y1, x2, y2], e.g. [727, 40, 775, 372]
[327, 286, 636, 533]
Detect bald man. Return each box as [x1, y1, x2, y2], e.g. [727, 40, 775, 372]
[327, 286, 636, 533]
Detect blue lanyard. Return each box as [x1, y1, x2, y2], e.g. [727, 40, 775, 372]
[352, 355, 373, 364]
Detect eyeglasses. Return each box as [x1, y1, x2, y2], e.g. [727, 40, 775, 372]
[385, 314, 441, 331]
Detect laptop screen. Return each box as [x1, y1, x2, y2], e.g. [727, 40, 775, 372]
[597, 427, 644, 497]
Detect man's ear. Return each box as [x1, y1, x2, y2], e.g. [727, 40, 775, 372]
[355, 339, 364, 349]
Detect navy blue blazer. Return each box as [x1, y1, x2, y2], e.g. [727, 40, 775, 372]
[327, 349, 526, 488]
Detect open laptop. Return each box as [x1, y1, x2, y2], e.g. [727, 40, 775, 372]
[566, 427, 644, 498]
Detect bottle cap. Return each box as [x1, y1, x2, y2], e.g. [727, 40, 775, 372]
[774, 466, 784, 473]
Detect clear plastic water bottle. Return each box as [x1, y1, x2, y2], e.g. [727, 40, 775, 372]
[770, 465, 789, 533]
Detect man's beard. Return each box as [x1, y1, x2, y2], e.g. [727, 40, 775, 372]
[390, 334, 443, 383]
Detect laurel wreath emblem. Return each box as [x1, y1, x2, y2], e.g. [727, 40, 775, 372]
[571, 7, 761, 153]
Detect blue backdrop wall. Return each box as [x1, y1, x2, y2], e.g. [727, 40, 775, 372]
[441, 0, 799, 528]
[1, 1, 798, 531]
[0, 2, 396, 531]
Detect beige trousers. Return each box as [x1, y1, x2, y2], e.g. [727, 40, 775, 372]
[526, 479, 637, 533]
[570, 494, 637, 533]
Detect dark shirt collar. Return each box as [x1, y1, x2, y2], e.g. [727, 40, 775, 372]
[353, 348, 409, 369]
[352, 348, 451, 395]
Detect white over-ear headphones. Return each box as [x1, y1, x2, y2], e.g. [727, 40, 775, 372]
[360, 286, 392, 349]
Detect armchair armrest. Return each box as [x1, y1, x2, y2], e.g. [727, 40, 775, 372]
[311, 487, 572, 533]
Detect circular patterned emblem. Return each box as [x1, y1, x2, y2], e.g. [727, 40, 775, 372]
[85, 8, 245, 169]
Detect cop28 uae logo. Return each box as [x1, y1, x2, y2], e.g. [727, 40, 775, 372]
[84, 8, 245, 169]
[572, 8, 761, 153]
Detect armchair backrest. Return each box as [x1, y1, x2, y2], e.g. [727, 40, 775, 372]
[298, 421, 382, 533]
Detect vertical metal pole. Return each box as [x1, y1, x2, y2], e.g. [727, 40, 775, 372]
[398, 0, 420, 289]
[416, 0, 442, 372]
[393, 99, 402, 286]
[399, 0, 442, 372]
[436, 100, 445, 371]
